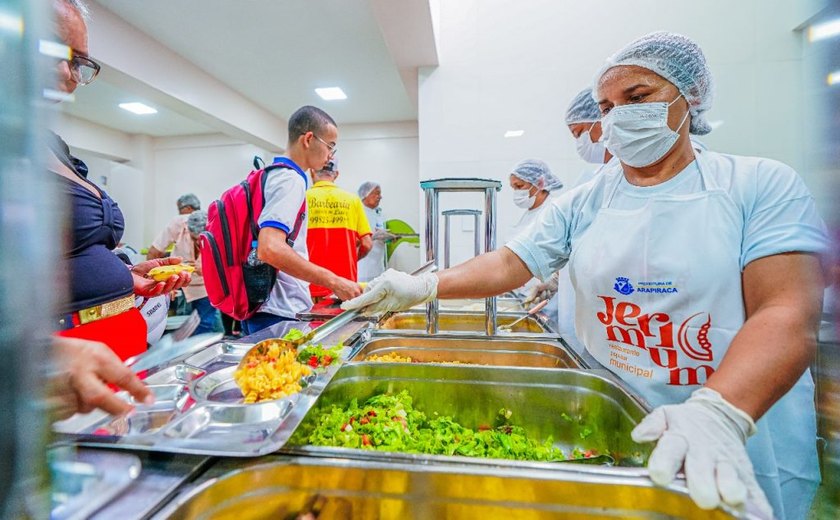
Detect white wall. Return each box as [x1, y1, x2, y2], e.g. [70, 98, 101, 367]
[419, 0, 821, 264]
[150, 135, 272, 245]
[333, 122, 420, 232]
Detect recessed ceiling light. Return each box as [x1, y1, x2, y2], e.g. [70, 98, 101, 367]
[504, 130, 524, 138]
[119, 102, 157, 115]
[315, 87, 347, 101]
[828, 71, 840, 86]
[809, 19, 840, 42]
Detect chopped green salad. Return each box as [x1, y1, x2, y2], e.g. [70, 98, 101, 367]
[283, 328, 343, 369]
[307, 390, 594, 462]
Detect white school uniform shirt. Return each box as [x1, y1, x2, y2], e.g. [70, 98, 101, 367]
[257, 158, 312, 319]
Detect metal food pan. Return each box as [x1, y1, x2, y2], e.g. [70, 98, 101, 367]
[409, 297, 525, 312]
[378, 311, 546, 333]
[352, 335, 585, 368]
[285, 363, 651, 468]
[158, 456, 743, 520]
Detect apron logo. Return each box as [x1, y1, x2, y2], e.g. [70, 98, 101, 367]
[677, 312, 714, 361]
[596, 296, 716, 386]
[613, 277, 634, 295]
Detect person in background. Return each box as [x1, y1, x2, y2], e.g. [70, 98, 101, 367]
[50, 0, 190, 362]
[306, 158, 372, 300]
[508, 160, 564, 327]
[565, 87, 613, 186]
[147, 200, 221, 335]
[146, 193, 200, 259]
[243, 106, 362, 335]
[344, 31, 827, 519]
[357, 182, 393, 282]
[525, 87, 614, 345]
[185, 210, 222, 334]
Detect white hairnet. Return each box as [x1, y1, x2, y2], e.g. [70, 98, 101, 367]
[177, 193, 201, 211]
[510, 159, 563, 192]
[358, 181, 380, 199]
[565, 88, 601, 124]
[594, 31, 714, 135]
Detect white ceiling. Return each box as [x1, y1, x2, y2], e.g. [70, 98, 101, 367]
[61, 0, 430, 140]
[61, 72, 216, 137]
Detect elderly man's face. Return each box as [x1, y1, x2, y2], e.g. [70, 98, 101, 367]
[595, 65, 690, 136]
[363, 187, 382, 209]
[53, 0, 89, 94]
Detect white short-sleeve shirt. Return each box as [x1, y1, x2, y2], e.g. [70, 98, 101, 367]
[507, 151, 828, 282]
[257, 158, 312, 318]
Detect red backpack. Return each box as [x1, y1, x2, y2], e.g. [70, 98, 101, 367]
[199, 157, 306, 321]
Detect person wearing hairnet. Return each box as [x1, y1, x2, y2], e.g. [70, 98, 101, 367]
[525, 89, 615, 344]
[357, 182, 394, 282]
[566, 87, 613, 181]
[344, 31, 826, 519]
[508, 160, 563, 325]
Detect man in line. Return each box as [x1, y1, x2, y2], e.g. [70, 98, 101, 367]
[243, 106, 362, 334]
[147, 193, 201, 260]
[305, 159, 372, 300]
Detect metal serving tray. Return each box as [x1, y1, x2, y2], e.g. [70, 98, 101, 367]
[284, 363, 651, 469]
[378, 311, 547, 333]
[52, 315, 363, 457]
[352, 335, 585, 368]
[156, 456, 746, 520]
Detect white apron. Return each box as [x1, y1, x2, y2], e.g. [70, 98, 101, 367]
[358, 206, 387, 282]
[569, 154, 819, 520]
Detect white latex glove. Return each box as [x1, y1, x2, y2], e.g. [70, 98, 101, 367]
[340, 268, 438, 315]
[372, 228, 396, 242]
[523, 271, 559, 306]
[631, 388, 773, 518]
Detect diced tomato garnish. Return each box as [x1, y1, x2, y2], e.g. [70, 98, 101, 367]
[323, 355, 333, 365]
[360, 416, 370, 425]
[584, 450, 595, 458]
[478, 424, 490, 431]
[367, 410, 376, 417]
[308, 355, 319, 368]
[362, 434, 371, 446]
[349, 417, 356, 424]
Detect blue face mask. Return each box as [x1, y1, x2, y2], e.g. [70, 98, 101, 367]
[602, 95, 689, 168]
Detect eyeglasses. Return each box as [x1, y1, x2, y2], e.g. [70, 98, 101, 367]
[312, 133, 337, 156]
[67, 51, 101, 86]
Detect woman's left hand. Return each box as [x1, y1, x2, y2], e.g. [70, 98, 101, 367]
[131, 257, 192, 297]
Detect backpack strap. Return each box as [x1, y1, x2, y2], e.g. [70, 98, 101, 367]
[285, 202, 307, 247]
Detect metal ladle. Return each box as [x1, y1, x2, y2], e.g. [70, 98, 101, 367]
[497, 299, 549, 332]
